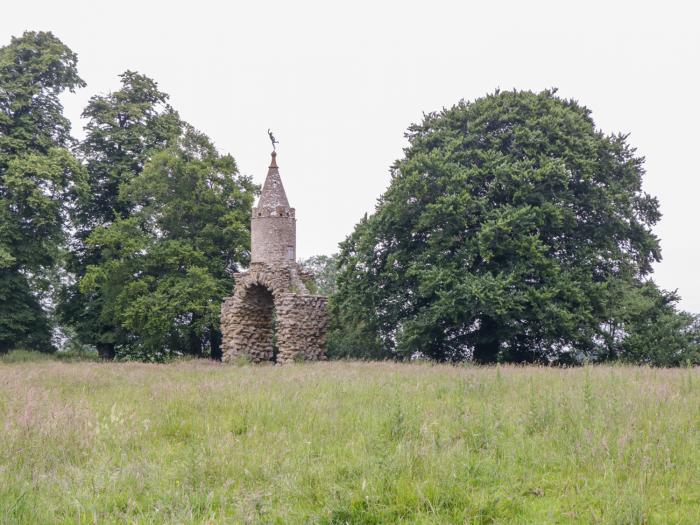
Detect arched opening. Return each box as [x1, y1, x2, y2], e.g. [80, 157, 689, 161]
[240, 283, 278, 362]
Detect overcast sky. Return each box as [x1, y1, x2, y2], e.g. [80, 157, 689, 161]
[3, 0, 699, 312]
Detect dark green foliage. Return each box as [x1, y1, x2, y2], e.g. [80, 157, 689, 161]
[299, 253, 388, 359]
[58, 71, 182, 358]
[602, 282, 700, 366]
[0, 273, 53, 353]
[0, 31, 86, 352]
[79, 126, 256, 360]
[334, 90, 664, 363]
[79, 70, 182, 226]
[326, 311, 387, 360]
[0, 31, 84, 156]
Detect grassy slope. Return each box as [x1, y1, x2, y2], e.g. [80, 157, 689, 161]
[0, 359, 698, 524]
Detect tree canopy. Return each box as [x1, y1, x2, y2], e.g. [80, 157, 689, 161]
[333, 89, 670, 363]
[58, 70, 183, 358]
[0, 31, 86, 352]
[79, 127, 256, 360]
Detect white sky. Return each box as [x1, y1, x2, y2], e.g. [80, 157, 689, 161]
[3, 0, 699, 312]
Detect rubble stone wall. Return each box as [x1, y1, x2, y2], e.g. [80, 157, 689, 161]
[276, 293, 328, 362]
[220, 283, 276, 362]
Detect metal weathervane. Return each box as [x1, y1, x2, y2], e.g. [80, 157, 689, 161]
[267, 129, 279, 152]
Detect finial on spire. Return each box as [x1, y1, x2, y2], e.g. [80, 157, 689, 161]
[270, 150, 278, 168]
[267, 128, 279, 152]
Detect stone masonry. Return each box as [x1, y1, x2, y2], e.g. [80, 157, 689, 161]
[220, 152, 328, 363]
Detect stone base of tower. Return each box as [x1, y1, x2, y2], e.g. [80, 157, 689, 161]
[220, 262, 328, 364]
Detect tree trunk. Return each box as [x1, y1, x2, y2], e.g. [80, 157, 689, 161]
[210, 327, 222, 361]
[96, 342, 115, 360]
[473, 317, 500, 364]
[188, 314, 203, 357]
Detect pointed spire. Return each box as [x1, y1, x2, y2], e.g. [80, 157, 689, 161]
[257, 151, 290, 209]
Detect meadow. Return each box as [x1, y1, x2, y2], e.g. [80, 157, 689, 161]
[0, 355, 698, 524]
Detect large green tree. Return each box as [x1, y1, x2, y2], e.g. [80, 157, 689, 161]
[59, 71, 182, 358]
[601, 281, 700, 366]
[334, 89, 663, 363]
[0, 31, 85, 352]
[79, 126, 256, 360]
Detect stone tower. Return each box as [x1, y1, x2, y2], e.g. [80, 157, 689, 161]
[251, 152, 296, 264]
[220, 151, 328, 363]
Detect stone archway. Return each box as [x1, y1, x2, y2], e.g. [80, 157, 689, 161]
[238, 283, 278, 362]
[221, 262, 329, 364]
[222, 280, 279, 363]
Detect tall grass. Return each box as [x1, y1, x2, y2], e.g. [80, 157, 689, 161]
[0, 360, 698, 523]
[0, 349, 99, 364]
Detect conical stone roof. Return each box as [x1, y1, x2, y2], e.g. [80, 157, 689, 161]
[256, 151, 289, 210]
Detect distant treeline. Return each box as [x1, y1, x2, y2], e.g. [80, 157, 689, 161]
[1, 32, 698, 365]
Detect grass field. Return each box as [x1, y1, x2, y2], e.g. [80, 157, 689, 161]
[0, 356, 698, 524]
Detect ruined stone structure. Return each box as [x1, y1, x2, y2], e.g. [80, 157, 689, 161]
[220, 151, 328, 363]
